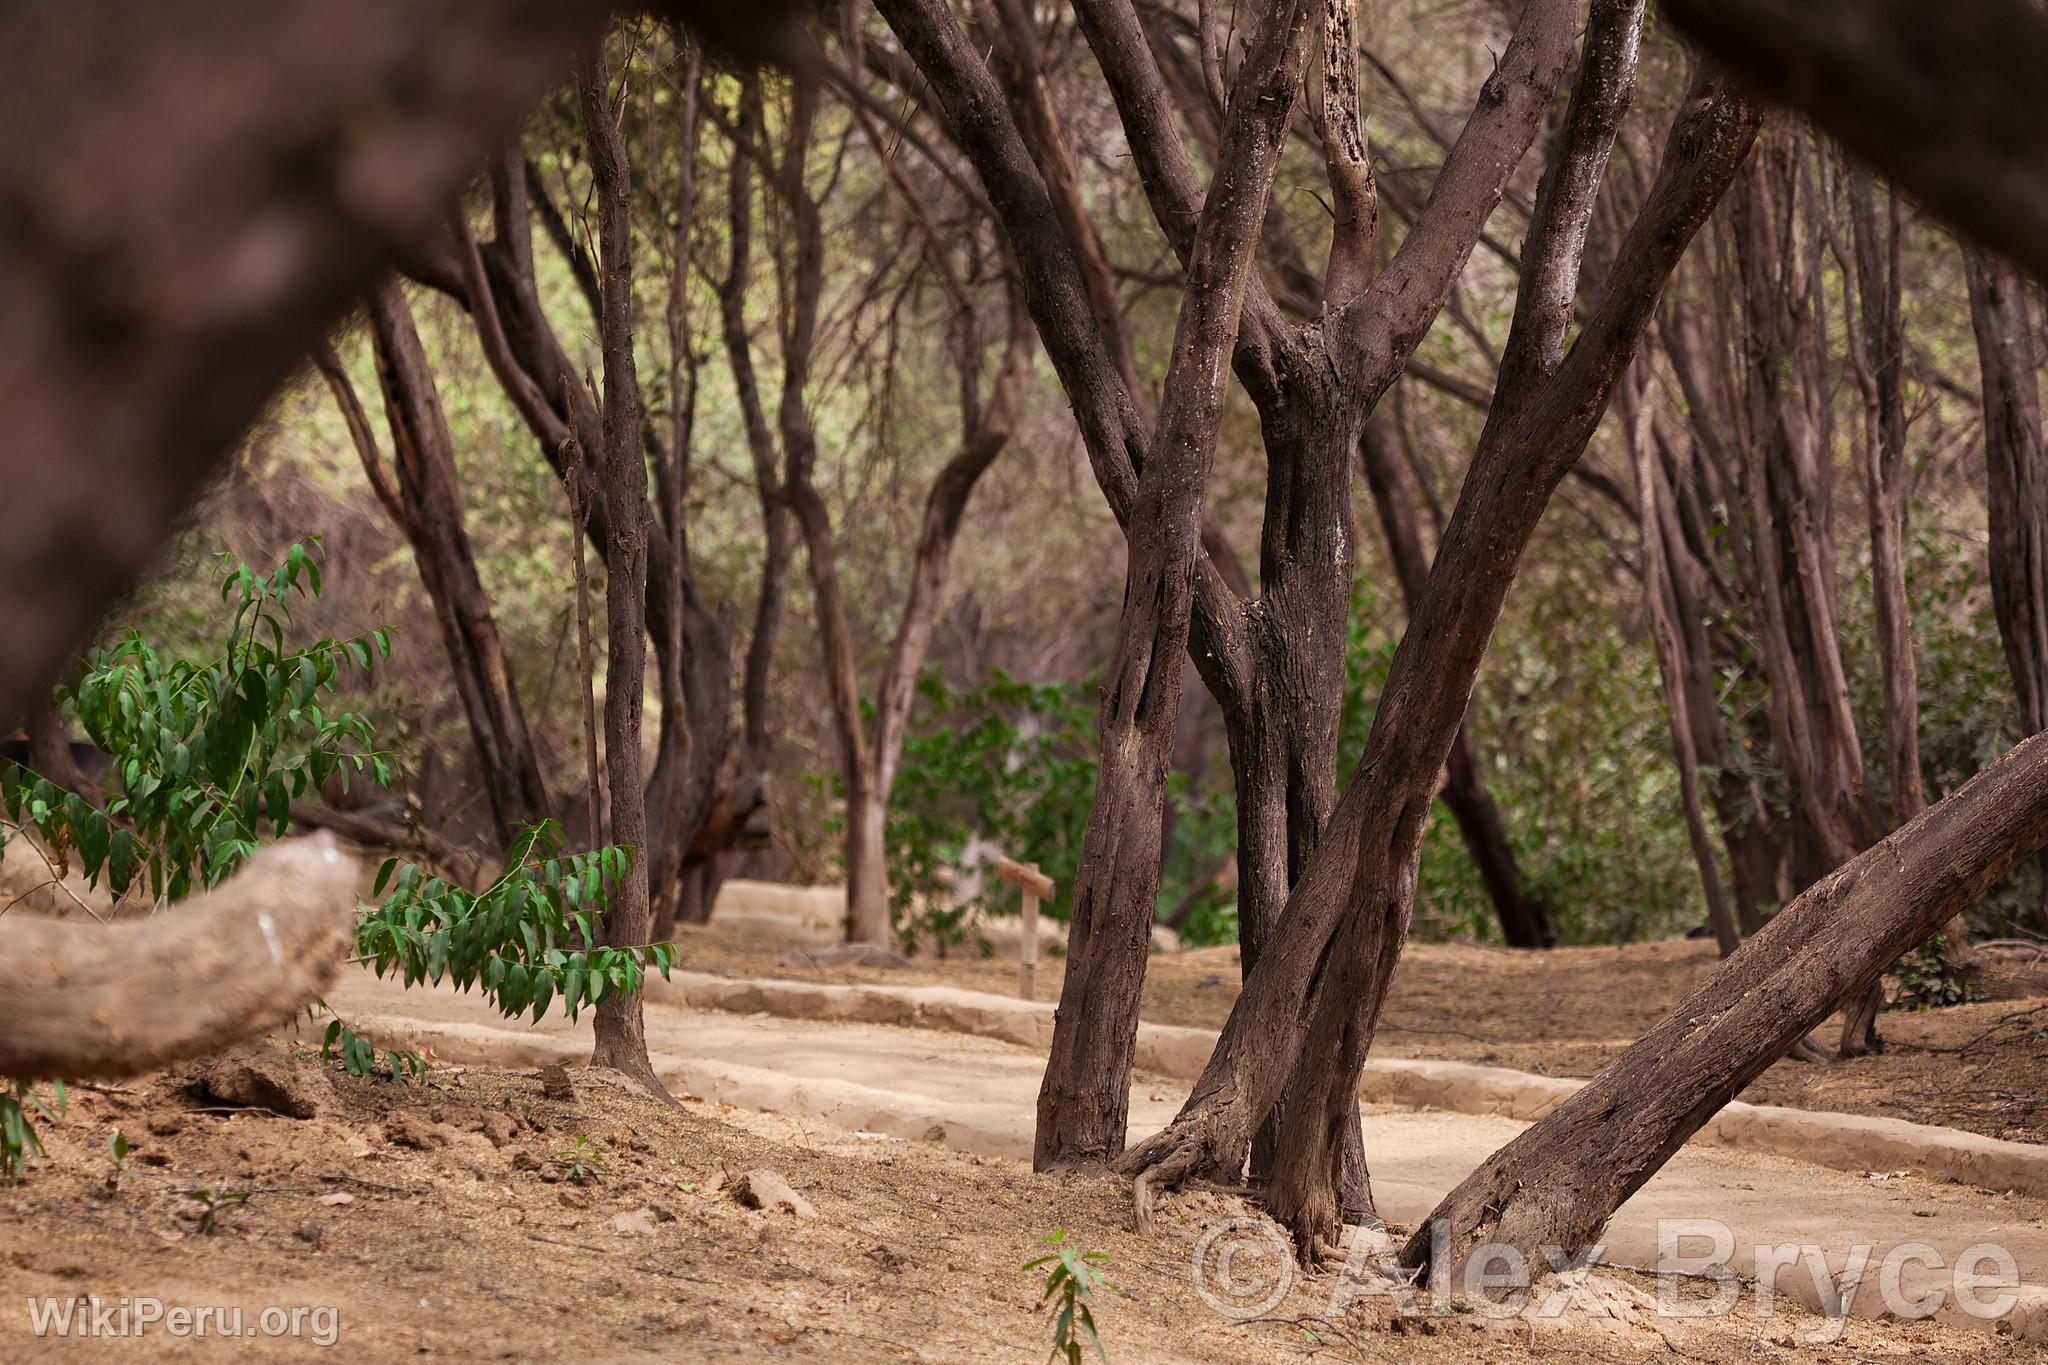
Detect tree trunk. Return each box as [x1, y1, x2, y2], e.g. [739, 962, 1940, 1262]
[1628, 377, 1741, 954]
[0, 836, 359, 1079]
[1404, 728, 2048, 1275]
[354, 280, 552, 845]
[842, 776, 892, 947]
[24, 693, 92, 799]
[1032, 0, 1318, 1172]
[1123, 60, 1758, 1257]
[1966, 245, 2048, 913]
[578, 51, 662, 1092]
[1360, 418, 1550, 948]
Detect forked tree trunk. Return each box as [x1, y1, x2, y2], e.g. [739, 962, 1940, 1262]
[343, 281, 552, 844]
[1032, 0, 1318, 1172]
[1122, 60, 1759, 1257]
[1404, 728, 2048, 1275]
[1965, 246, 2048, 911]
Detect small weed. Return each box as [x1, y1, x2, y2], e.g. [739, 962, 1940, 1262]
[1024, 1228, 1110, 1364]
[553, 1135, 606, 1184]
[1, 1081, 64, 1182]
[177, 1187, 251, 1235]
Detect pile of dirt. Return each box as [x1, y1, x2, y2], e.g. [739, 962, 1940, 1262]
[1, 1038, 2035, 1362]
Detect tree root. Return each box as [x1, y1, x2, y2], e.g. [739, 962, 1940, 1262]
[1119, 1114, 1245, 1230]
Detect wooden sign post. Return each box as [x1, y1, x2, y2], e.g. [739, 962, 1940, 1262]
[995, 857, 1055, 1001]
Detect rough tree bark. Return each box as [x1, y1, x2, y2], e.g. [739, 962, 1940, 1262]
[1657, 307, 1787, 934]
[1023, 0, 1319, 1171]
[318, 284, 553, 844]
[578, 50, 663, 1091]
[1121, 60, 1760, 1257]
[877, 0, 1576, 1174]
[1967, 247, 2048, 911]
[1045, 0, 1577, 1177]
[1360, 419, 1552, 949]
[1403, 728, 2048, 1275]
[1730, 136, 1906, 1056]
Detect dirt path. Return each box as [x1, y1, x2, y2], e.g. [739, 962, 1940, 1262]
[323, 968, 2048, 1338]
[682, 889, 2048, 1143]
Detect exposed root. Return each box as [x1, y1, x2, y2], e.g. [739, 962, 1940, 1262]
[589, 1043, 678, 1106]
[1786, 1034, 1835, 1066]
[1127, 1137, 1211, 1230]
[1119, 1113, 1244, 1230]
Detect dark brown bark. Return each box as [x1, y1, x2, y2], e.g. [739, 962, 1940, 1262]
[0, 0, 621, 732]
[1122, 59, 1759, 1256]
[1026, 0, 1318, 1172]
[1360, 418, 1550, 949]
[1403, 728, 2048, 1274]
[578, 50, 661, 1092]
[1846, 173, 1921, 826]
[327, 282, 552, 844]
[1730, 136, 1907, 1055]
[1658, 0, 2048, 289]
[1656, 312, 1783, 935]
[1037, 0, 1575, 1176]
[1967, 245, 2048, 915]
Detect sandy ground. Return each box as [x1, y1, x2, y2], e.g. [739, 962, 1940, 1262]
[312, 970, 2048, 1332]
[7, 879, 2047, 1360]
[678, 890, 2048, 1144]
[3, 1043, 2037, 1364]
[5, 974, 2047, 1362]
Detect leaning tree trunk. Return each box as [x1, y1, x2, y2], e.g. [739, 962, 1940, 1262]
[0, 836, 359, 1079]
[1966, 245, 2048, 913]
[1404, 728, 2048, 1277]
[354, 280, 552, 843]
[1360, 417, 1551, 948]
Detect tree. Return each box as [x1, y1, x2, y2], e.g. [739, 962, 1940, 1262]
[716, 68, 1037, 949]
[1121, 48, 1762, 1256]
[315, 284, 552, 845]
[874, 0, 1333, 1168]
[1403, 727, 2048, 1275]
[412, 27, 737, 936]
[1965, 247, 2048, 908]
[878, 0, 1582, 1180]
[578, 44, 664, 1089]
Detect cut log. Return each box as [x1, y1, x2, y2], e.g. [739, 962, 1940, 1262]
[1401, 729, 2048, 1277]
[0, 835, 360, 1079]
